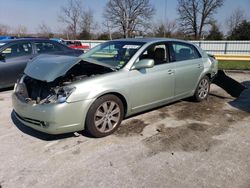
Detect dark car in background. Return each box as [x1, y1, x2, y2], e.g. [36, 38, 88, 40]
[0, 38, 83, 89]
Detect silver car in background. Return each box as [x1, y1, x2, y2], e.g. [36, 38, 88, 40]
[12, 38, 218, 137]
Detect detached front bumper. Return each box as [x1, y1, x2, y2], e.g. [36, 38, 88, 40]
[12, 93, 94, 134]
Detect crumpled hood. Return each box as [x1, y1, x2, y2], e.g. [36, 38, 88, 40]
[24, 54, 114, 82]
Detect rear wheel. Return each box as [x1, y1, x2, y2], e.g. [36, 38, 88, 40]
[85, 94, 124, 137]
[194, 76, 210, 102]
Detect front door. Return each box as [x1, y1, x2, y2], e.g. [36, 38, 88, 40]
[128, 43, 175, 113]
[0, 42, 33, 87]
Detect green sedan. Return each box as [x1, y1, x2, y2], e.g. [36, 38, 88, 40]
[12, 38, 218, 137]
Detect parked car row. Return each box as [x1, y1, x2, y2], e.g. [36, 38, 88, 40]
[11, 38, 218, 137]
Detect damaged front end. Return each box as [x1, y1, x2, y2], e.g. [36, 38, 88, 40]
[14, 76, 76, 104]
[14, 55, 114, 105]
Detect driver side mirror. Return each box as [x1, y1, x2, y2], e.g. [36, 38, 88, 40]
[0, 53, 6, 62]
[131, 59, 155, 70]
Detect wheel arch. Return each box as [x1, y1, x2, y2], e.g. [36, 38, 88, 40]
[97, 92, 128, 117]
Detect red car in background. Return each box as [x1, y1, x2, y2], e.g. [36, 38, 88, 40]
[66, 41, 89, 52]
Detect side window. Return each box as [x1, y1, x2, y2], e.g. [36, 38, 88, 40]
[35, 42, 62, 53]
[139, 43, 169, 65]
[1, 42, 32, 59]
[171, 42, 201, 62]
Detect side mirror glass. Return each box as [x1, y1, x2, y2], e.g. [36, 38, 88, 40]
[132, 59, 154, 70]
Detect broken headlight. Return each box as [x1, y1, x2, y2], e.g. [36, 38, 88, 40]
[40, 86, 76, 104]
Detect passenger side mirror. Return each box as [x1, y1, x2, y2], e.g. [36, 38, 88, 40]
[131, 59, 155, 70]
[0, 53, 5, 62]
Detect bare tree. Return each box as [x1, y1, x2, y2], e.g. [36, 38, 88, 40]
[37, 22, 53, 38]
[226, 8, 245, 36]
[58, 0, 83, 39]
[104, 0, 155, 38]
[80, 9, 96, 34]
[0, 24, 11, 35]
[177, 0, 224, 39]
[164, 20, 178, 37]
[153, 20, 177, 38]
[78, 9, 98, 39]
[15, 25, 28, 37]
[102, 21, 113, 40]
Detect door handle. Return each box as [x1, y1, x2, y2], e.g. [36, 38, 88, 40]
[198, 64, 203, 68]
[168, 69, 175, 75]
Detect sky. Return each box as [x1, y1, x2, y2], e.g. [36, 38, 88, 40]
[0, 0, 250, 33]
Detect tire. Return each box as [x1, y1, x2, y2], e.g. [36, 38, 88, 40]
[85, 94, 124, 138]
[193, 76, 210, 102]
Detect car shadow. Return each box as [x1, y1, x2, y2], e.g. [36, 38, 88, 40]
[11, 111, 81, 141]
[229, 81, 250, 113]
[0, 87, 13, 92]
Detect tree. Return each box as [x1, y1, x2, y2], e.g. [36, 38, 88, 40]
[37, 22, 54, 38]
[228, 20, 250, 40]
[78, 30, 92, 40]
[153, 20, 177, 38]
[58, 0, 83, 39]
[102, 21, 113, 40]
[225, 8, 245, 36]
[78, 9, 96, 40]
[97, 33, 110, 40]
[177, 0, 224, 39]
[104, 0, 155, 38]
[0, 24, 11, 35]
[205, 22, 223, 40]
[154, 24, 166, 37]
[15, 25, 28, 37]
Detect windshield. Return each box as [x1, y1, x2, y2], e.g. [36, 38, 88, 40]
[81, 41, 145, 69]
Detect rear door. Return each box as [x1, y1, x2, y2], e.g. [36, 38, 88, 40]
[0, 42, 33, 87]
[169, 42, 203, 96]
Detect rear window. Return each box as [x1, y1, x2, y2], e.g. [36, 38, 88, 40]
[171, 42, 201, 62]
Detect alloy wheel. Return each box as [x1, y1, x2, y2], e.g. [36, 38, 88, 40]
[94, 101, 121, 133]
[198, 78, 209, 99]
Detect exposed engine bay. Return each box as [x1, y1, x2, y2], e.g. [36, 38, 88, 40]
[15, 61, 114, 104]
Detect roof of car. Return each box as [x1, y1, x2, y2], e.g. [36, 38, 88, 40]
[113, 37, 186, 43]
[0, 38, 53, 43]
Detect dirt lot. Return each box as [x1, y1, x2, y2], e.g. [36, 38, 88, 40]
[0, 72, 250, 188]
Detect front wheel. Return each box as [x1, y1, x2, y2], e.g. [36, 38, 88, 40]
[193, 76, 210, 102]
[85, 94, 124, 138]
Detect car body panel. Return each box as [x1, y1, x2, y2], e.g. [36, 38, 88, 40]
[0, 54, 34, 87]
[12, 38, 218, 135]
[12, 93, 95, 134]
[128, 63, 175, 112]
[173, 58, 203, 96]
[24, 55, 82, 82]
[24, 55, 115, 82]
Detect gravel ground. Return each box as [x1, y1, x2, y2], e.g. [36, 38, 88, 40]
[0, 72, 250, 188]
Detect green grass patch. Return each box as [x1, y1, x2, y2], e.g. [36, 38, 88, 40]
[218, 60, 250, 70]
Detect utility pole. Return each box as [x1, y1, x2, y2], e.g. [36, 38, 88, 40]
[164, 0, 167, 38]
